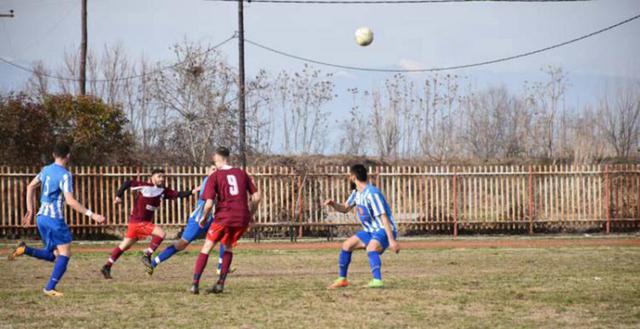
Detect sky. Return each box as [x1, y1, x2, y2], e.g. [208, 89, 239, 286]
[0, 0, 639, 150]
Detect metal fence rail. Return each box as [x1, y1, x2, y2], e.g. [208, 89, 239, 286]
[1, 165, 639, 237]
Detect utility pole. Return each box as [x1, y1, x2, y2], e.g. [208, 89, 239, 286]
[0, 9, 14, 18]
[237, 0, 247, 168]
[79, 0, 87, 95]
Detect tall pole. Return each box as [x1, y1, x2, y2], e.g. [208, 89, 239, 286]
[238, 0, 247, 168]
[79, 0, 87, 96]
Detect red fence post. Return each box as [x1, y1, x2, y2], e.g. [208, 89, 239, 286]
[528, 166, 534, 235]
[453, 169, 458, 239]
[605, 165, 611, 234]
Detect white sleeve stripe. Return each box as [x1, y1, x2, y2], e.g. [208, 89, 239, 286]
[374, 194, 387, 215]
[367, 194, 381, 216]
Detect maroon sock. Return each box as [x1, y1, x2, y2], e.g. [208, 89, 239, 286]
[145, 235, 164, 256]
[192, 252, 209, 285]
[217, 250, 233, 285]
[105, 247, 124, 268]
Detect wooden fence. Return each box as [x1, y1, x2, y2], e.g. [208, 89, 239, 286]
[1, 165, 639, 238]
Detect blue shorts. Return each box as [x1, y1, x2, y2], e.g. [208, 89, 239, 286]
[180, 216, 213, 243]
[356, 229, 397, 253]
[36, 215, 73, 252]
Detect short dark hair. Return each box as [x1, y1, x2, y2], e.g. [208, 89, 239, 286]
[151, 168, 165, 175]
[215, 146, 230, 158]
[53, 143, 71, 158]
[349, 164, 368, 182]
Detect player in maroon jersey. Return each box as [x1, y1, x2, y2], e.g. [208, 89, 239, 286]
[190, 147, 261, 294]
[100, 169, 199, 279]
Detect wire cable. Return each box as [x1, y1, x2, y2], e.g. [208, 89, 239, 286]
[0, 34, 236, 82]
[207, 0, 591, 4]
[243, 12, 640, 72]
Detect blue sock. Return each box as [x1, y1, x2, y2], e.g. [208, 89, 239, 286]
[25, 246, 55, 262]
[217, 245, 225, 272]
[338, 250, 352, 278]
[367, 251, 382, 280]
[45, 255, 69, 291]
[152, 245, 178, 267]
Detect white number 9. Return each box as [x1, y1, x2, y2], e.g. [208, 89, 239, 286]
[227, 175, 239, 196]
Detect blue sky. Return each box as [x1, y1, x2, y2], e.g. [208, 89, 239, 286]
[1, 0, 639, 139]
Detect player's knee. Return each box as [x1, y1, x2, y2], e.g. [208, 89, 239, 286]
[341, 240, 353, 251]
[175, 240, 188, 251]
[366, 242, 382, 253]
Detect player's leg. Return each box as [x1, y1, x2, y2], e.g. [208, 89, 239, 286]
[9, 215, 56, 261]
[42, 243, 71, 297]
[141, 224, 165, 274]
[191, 237, 216, 294]
[365, 239, 385, 288]
[328, 233, 366, 289]
[154, 217, 209, 269]
[101, 237, 137, 279]
[209, 226, 247, 294]
[216, 244, 226, 275]
[151, 238, 189, 269]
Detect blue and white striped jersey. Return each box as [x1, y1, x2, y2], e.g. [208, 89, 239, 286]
[36, 163, 73, 219]
[189, 176, 213, 222]
[346, 184, 396, 233]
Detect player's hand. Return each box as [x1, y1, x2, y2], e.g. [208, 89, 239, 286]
[114, 197, 122, 205]
[198, 217, 206, 229]
[324, 199, 335, 207]
[192, 186, 201, 195]
[389, 240, 400, 254]
[92, 213, 106, 224]
[22, 210, 33, 227]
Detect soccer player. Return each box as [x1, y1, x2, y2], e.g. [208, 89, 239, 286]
[324, 164, 400, 289]
[100, 169, 198, 279]
[190, 146, 261, 294]
[8, 143, 106, 297]
[148, 166, 228, 276]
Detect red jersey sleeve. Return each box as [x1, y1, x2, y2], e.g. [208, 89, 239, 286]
[201, 173, 218, 201]
[246, 171, 257, 195]
[164, 188, 179, 200]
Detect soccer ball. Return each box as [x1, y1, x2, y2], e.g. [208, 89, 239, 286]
[355, 27, 374, 47]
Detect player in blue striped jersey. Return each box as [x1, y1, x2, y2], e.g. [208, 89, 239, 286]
[8, 143, 105, 297]
[147, 166, 228, 282]
[325, 164, 400, 289]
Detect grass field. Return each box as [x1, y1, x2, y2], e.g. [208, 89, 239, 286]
[1, 240, 639, 329]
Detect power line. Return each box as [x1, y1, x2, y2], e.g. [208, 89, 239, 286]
[207, 0, 591, 4]
[244, 12, 640, 73]
[0, 34, 236, 83]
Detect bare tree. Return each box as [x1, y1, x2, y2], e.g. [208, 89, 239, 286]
[598, 83, 640, 158]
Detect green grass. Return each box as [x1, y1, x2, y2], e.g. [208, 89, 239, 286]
[1, 245, 639, 329]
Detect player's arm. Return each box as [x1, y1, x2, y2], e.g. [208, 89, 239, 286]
[198, 174, 217, 228]
[114, 179, 133, 204]
[64, 192, 105, 224]
[247, 174, 261, 215]
[166, 188, 197, 200]
[198, 199, 215, 228]
[379, 213, 400, 254]
[22, 175, 41, 226]
[370, 193, 400, 254]
[323, 200, 355, 213]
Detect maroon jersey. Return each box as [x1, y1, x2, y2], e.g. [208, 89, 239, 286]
[201, 165, 257, 227]
[125, 180, 180, 223]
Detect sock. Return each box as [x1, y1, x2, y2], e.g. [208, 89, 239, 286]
[217, 250, 233, 285]
[24, 246, 55, 262]
[152, 245, 178, 267]
[217, 244, 226, 272]
[192, 252, 209, 285]
[145, 235, 164, 256]
[45, 255, 69, 291]
[338, 250, 352, 278]
[105, 247, 124, 268]
[367, 251, 382, 280]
